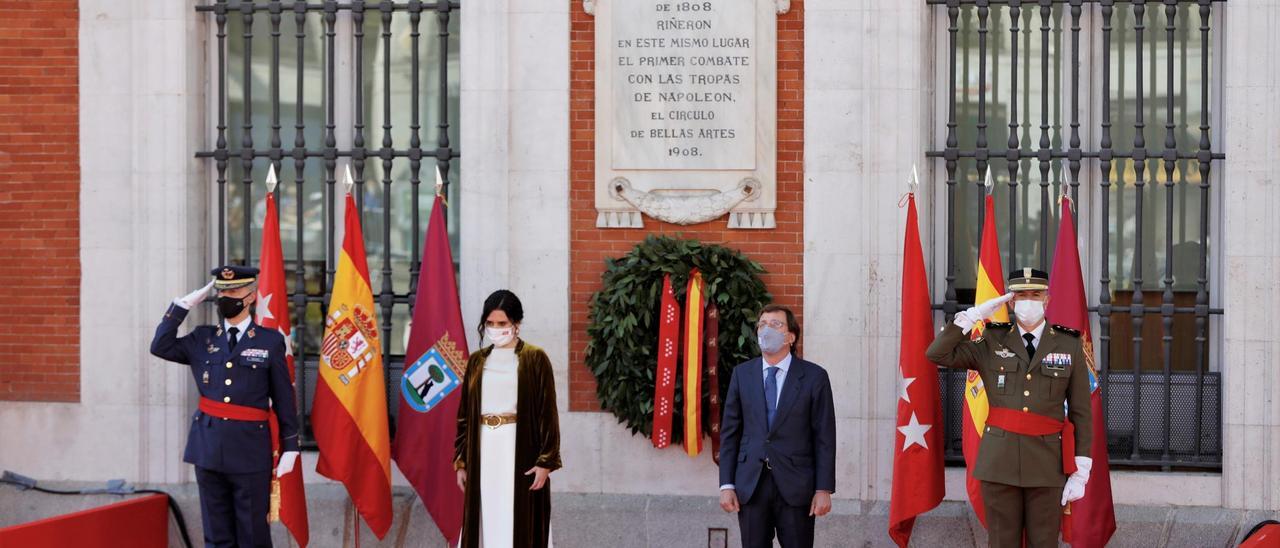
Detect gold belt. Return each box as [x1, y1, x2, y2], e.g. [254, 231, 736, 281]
[481, 413, 517, 430]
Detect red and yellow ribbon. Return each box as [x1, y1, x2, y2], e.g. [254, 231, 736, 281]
[682, 270, 705, 457]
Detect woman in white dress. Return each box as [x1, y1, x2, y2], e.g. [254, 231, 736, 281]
[454, 290, 561, 548]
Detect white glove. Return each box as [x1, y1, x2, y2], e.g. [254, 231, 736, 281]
[953, 292, 1015, 333]
[173, 280, 216, 310]
[1060, 456, 1093, 505]
[276, 451, 300, 478]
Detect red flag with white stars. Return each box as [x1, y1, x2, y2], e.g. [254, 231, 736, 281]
[888, 193, 945, 547]
[257, 186, 309, 546]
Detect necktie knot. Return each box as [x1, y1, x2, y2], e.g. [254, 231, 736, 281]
[1023, 333, 1035, 344]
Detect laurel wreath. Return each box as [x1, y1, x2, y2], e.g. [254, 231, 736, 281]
[585, 235, 772, 443]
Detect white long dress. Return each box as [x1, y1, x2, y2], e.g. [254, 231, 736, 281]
[478, 347, 518, 548]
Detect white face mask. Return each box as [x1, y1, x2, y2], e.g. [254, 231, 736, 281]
[1013, 299, 1046, 326]
[485, 326, 515, 347]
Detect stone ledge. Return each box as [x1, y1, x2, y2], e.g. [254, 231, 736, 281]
[2, 483, 1276, 547]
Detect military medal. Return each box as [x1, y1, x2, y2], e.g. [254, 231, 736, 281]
[997, 374, 1006, 389]
[202, 371, 209, 384]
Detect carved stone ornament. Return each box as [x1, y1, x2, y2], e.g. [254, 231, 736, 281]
[609, 178, 761, 226]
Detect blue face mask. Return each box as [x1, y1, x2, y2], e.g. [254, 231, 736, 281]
[757, 326, 787, 354]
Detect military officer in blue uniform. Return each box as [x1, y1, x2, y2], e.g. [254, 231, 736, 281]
[150, 266, 300, 548]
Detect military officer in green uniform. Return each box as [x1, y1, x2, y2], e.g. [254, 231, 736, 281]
[926, 268, 1093, 548]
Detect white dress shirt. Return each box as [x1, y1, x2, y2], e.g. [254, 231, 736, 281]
[224, 316, 252, 345]
[1018, 321, 1046, 355]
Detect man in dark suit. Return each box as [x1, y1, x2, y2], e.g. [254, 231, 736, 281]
[718, 304, 836, 548]
[151, 266, 300, 548]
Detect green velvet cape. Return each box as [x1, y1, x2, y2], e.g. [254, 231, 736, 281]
[454, 340, 562, 548]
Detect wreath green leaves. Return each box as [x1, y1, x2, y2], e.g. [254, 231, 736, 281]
[585, 235, 771, 443]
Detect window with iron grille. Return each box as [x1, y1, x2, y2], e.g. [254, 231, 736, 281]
[195, 1, 462, 447]
[926, 0, 1225, 470]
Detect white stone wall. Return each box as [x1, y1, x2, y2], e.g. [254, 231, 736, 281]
[802, 0, 935, 502]
[1221, 0, 1280, 512]
[0, 1, 208, 485]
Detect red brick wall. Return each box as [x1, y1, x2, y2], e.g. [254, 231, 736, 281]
[569, 1, 804, 411]
[0, 1, 80, 402]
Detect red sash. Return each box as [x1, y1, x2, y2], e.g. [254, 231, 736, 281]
[199, 397, 272, 422]
[985, 406, 1078, 476]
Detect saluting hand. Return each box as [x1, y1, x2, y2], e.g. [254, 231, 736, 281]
[954, 292, 1015, 332]
[175, 280, 216, 310]
[526, 466, 551, 490]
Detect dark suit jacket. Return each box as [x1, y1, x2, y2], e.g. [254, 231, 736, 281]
[718, 356, 836, 506]
[150, 303, 300, 474]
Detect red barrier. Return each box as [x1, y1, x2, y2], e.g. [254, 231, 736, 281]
[0, 493, 169, 548]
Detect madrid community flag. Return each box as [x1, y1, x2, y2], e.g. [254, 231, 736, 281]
[1046, 197, 1117, 547]
[256, 180, 309, 546]
[392, 194, 468, 545]
[888, 193, 945, 547]
[963, 193, 1008, 527]
[312, 191, 393, 538]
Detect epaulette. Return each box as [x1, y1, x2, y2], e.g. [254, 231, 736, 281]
[1051, 324, 1081, 337]
[986, 322, 1013, 329]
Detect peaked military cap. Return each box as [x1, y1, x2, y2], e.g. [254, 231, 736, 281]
[1007, 267, 1049, 292]
[211, 265, 259, 290]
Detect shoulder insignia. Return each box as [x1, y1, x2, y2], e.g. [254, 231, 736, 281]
[986, 322, 1013, 329]
[1051, 324, 1081, 337]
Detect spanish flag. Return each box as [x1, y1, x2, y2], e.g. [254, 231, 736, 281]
[312, 192, 393, 538]
[962, 193, 1007, 527]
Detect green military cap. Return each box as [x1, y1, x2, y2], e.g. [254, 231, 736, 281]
[1007, 267, 1049, 292]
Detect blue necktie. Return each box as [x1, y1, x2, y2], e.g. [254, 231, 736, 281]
[764, 366, 780, 428]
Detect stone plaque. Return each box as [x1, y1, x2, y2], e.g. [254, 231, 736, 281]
[590, 0, 781, 229]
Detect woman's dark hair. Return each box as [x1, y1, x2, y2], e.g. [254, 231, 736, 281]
[477, 289, 525, 339]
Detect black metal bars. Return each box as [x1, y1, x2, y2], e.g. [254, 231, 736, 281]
[198, 0, 461, 445]
[929, 0, 1224, 469]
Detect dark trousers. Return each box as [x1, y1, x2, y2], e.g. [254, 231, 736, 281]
[980, 481, 1061, 548]
[738, 467, 815, 548]
[195, 466, 273, 548]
